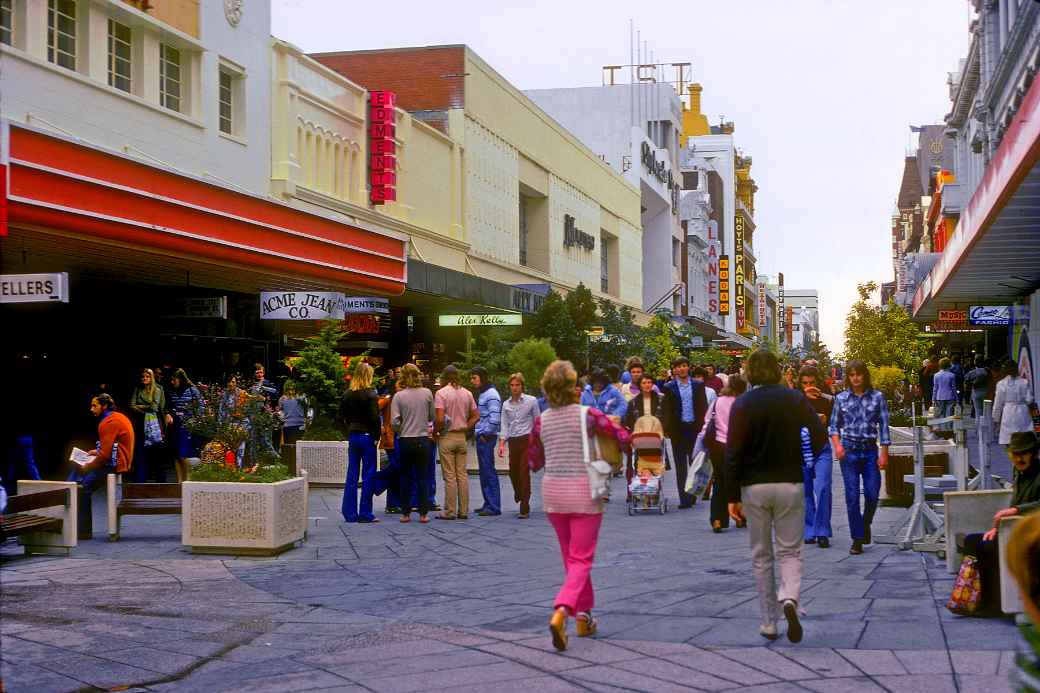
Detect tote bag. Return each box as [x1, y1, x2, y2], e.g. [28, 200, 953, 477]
[946, 555, 983, 615]
[143, 412, 163, 447]
[581, 406, 614, 501]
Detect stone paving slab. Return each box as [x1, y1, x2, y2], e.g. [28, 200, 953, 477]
[0, 466, 1024, 692]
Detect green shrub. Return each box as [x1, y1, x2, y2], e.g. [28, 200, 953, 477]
[189, 463, 294, 484]
[508, 338, 557, 394]
[868, 364, 906, 402]
[300, 419, 345, 441]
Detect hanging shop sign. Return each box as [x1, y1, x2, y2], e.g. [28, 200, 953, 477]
[344, 296, 390, 314]
[369, 90, 397, 205]
[0, 272, 69, 303]
[785, 306, 793, 345]
[706, 221, 722, 313]
[563, 214, 595, 251]
[969, 305, 1011, 326]
[161, 296, 227, 319]
[757, 283, 767, 328]
[718, 255, 730, 316]
[640, 141, 681, 214]
[260, 291, 346, 320]
[345, 314, 381, 334]
[939, 309, 968, 322]
[438, 313, 523, 327]
[734, 214, 746, 330]
[777, 272, 785, 340]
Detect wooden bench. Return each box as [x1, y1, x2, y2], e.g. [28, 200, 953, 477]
[106, 476, 182, 541]
[1, 481, 78, 555]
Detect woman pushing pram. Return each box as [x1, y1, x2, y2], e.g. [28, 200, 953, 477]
[624, 374, 668, 514]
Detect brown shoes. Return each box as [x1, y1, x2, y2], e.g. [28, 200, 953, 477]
[576, 612, 597, 637]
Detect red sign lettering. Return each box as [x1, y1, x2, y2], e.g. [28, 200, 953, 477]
[369, 90, 399, 205]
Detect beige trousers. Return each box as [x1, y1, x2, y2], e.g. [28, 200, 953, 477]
[438, 432, 469, 517]
[742, 482, 804, 626]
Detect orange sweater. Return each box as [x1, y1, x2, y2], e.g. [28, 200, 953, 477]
[97, 411, 135, 473]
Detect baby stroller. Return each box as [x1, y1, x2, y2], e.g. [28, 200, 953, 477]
[627, 414, 669, 515]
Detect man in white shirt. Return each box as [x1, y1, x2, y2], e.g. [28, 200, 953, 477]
[499, 372, 540, 518]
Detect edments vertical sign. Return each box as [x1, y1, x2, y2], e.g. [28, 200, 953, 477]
[718, 255, 731, 316]
[777, 272, 786, 341]
[734, 214, 746, 330]
[369, 91, 397, 205]
[757, 282, 767, 328]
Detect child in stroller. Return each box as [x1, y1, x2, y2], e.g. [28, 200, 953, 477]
[627, 414, 668, 514]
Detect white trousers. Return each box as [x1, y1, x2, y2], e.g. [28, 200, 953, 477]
[742, 482, 804, 626]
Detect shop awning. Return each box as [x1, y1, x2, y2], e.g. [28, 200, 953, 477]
[912, 72, 1040, 319]
[1, 123, 408, 296]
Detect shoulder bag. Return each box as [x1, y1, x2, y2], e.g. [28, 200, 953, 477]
[581, 406, 614, 502]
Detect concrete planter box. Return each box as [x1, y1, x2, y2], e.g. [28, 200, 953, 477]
[181, 476, 308, 556]
[295, 440, 348, 487]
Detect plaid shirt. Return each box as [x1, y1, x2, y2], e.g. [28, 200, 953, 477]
[829, 389, 891, 446]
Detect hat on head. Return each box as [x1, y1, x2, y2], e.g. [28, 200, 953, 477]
[1009, 432, 1040, 454]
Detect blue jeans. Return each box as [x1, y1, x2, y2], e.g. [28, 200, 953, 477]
[803, 444, 833, 539]
[476, 435, 501, 514]
[840, 446, 881, 541]
[426, 440, 437, 506]
[971, 391, 987, 420]
[342, 432, 377, 522]
[3, 435, 42, 496]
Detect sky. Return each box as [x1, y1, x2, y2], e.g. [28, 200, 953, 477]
[271, 0, 974, 353]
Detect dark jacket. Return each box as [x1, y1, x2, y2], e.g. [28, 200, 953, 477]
[338, 388, 381, 438]
[1013, 462, 1040, 515]
[624, 390, 663, 430]
[725, 385, 828, 501]
[660, 378, 708, 439]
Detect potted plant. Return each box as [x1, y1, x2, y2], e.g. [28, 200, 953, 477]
[181, 382, 307, 555]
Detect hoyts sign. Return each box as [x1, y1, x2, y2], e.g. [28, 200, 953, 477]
[369, 91, 397, 205]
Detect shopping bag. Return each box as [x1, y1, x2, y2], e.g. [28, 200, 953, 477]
[685, 450, 713, 495]
[946, 555, 983, 615]
[143, 412, 163, 447]
[581, 407, 613, 501]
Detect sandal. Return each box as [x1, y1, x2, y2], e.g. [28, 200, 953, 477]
[576, 612, 597, 637]
[419, 515, 430, 524]
[549, 607, 568, 651]
[399, 516, 411, 523]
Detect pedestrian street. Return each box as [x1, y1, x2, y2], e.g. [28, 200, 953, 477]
[1, 466, 1021, 693]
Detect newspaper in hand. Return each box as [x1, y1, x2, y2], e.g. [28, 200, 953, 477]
[69, 447, 96, 467]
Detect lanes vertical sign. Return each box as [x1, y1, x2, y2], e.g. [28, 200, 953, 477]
[369, 90, 397, 205]
[734, 213, 746, 330]
[706, 220, 722, 314]
[718, 254, 730, 316]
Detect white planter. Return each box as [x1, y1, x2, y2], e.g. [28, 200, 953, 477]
[182, 476, 308, 556]
[295, 440, 348, 487]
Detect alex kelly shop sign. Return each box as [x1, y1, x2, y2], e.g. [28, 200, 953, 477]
[1, 272, 69, 303]
[438, 314, 523, 327]
[261, 292, 389, 320]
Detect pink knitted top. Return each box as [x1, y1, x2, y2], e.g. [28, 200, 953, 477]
[528, 404, 630, 514]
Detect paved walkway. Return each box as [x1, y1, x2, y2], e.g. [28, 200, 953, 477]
[0, 464, 1023, 692]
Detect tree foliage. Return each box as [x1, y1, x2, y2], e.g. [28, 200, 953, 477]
[843, 282, 927, 378]
[642, 311, 681, 376]
[507, 338, 557, 394]
[288, 321, 347, 423]
[589, 298, 643, 369]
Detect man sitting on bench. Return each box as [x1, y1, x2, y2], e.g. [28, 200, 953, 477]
[67, 394, 134, 537]
[963, 431, 1040, 614]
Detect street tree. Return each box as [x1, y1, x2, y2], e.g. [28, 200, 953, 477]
[507, 337, 557, 393]
[642, 311, 681, 376]
[843, 281, 927, 377]
[589, 298, 642, 369]
[289, 321, 347, 425]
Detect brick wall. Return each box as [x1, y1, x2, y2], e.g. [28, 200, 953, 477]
[310, 46, 466, 118]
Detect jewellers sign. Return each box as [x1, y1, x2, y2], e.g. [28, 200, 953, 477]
[1, 272, 69, 303]
[438, 314, 523, 327]
[261, 291, 347, 320]
[563, 214, 595, 251]
[969, 305, 1011, 326]
[640, 141, 681, 213]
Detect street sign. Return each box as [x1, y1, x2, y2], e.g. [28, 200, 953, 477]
[586, 326, 605, 337]
[0, 272, 69, 303]
[438, 314, 522, 327]
[969, 305, 1010, 325]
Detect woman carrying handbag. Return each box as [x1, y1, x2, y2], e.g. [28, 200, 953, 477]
[697, 374, 747, 533]
[528, 361, 629, 651]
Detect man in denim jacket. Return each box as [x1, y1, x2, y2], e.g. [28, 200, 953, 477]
[470, 367, 502, 516]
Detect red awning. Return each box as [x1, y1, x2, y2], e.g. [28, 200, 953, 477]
[3, 124, 407, 296]
[912, 71, 1040, 316]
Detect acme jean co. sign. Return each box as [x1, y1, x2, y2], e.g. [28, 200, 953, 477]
[438, 314, 523, 327]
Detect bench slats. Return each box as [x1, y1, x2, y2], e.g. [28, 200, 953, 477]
[5, 489, 70, 515]
[0, 513, 63, 538]
[123, 483, 182, 499]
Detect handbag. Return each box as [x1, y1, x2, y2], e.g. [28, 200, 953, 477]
[685, 449, 713, 495]
[580, 406, 614, 502]
[946, 555, 983, 615]
[702, 403, 718, 449]
[143, 412, 163, 447]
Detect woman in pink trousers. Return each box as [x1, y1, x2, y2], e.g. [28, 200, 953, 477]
[528, 360, 630, 651]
